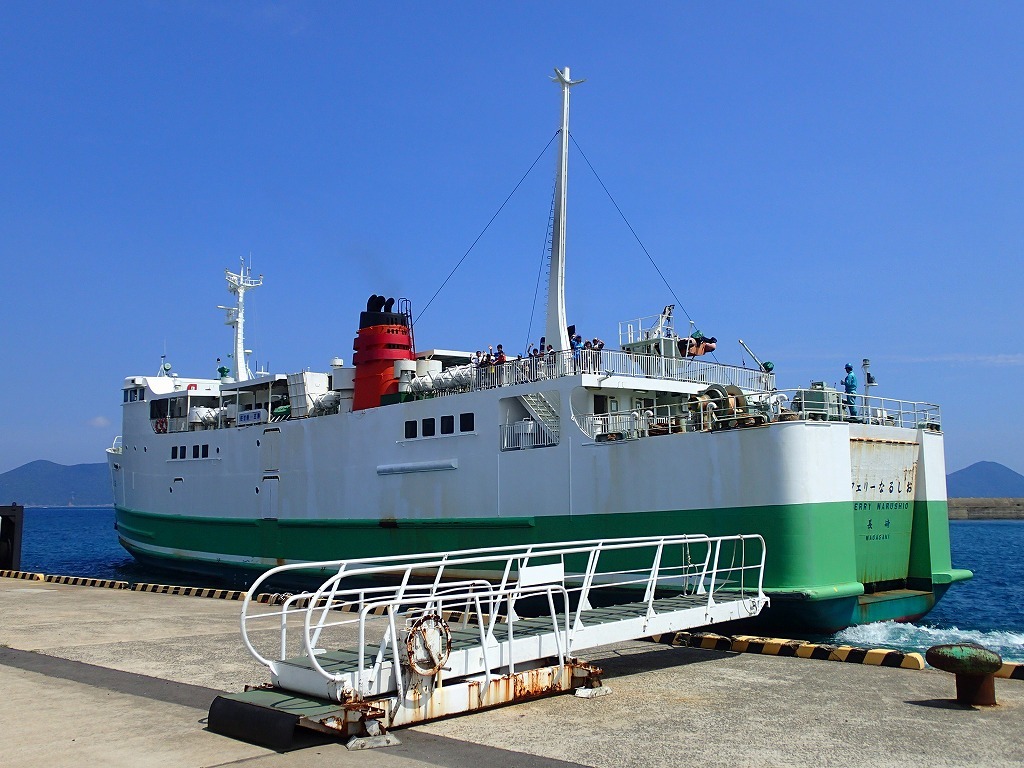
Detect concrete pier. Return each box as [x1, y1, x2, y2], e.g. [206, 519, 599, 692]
[2, 577, 1021, 768]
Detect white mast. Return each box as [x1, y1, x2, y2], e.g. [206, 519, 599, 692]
[220, 259, 263, 382]
[545, 66, 584, 353]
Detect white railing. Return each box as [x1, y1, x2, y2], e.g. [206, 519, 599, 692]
[577, 406, 691, 440]
[108, 435, 123, 454]
[151, 416, 189, 434]
[618, 312, 678, 346]
[500, 420, 559, 450]
[599, 349, 773, 391]
[769, 389, 941, 429]
[240, 533, 767, 700]
[431, 349, 773, 395]
[574, 389, 941, 440]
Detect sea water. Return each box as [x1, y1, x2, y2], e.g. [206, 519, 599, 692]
[15, 508, 1024, 662]
[834, 520, 1024, 662]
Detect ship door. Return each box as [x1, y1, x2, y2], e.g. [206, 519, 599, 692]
[259, 475, 280, 518]
[261, 427, 281, 472]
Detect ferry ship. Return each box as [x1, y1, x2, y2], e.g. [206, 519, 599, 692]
[107, 68, 970, 632]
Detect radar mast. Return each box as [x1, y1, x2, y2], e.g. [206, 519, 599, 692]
[219, 259, 263, 381]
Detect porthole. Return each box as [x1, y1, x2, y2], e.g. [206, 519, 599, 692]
[255, 487, 260, 494]
[169, 487, 173, 493]
[257, 439, 261, 447]
[216, 447, 220, 454]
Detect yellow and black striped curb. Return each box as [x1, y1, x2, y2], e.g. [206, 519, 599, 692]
[44, 575, 129, 589]
[649, 631, 925, 670]
[130, 583, 247, 600]
[732, 634, 926, 669]
[996, 662, 1024, 680]
[0, 570, 45, 581]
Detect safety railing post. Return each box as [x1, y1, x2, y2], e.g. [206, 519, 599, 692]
[707, 538, 723, 608]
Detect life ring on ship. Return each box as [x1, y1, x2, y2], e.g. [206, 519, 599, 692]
[155, 418, 167, 433]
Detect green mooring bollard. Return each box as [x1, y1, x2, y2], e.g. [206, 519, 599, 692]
[926, 643, 1003, 706]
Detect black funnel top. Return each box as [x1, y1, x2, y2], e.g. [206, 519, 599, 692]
[360, 295, 407, 329]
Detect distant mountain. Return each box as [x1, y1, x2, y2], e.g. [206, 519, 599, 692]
[0, 460, 111, 507]
[946, 461, 1024, 498]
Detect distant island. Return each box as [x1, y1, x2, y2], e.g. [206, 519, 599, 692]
[1, 458, 1022, 511]
[945, 460, 1024, 498]
[0, 460, 112, 507]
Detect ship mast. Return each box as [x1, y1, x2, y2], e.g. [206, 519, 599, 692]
[220, 259, 263, 382]
[545, 66, 584, 353]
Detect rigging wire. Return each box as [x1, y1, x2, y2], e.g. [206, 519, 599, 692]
[569, 134, 693, 325]
[415, 131, 560, 327]
[524, 170, 558, 353]
[570, 133, 722, 364]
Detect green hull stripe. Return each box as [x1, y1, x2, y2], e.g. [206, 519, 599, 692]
[115, 496, 967, 595]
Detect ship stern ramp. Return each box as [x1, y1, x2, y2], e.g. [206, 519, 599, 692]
[755, 421, 971, 632]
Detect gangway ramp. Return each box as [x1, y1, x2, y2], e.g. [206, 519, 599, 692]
[210, 533, 768, 748]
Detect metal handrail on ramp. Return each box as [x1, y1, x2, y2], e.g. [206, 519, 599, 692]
[237, 534, 767, 714]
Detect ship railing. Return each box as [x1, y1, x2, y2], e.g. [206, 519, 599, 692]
[499, 420, 559, 450]
[618, 312, 678, 346]
[107, 435, 123, 454]
[576, 404, 693, 441]
[239, 533, 767, 699]
[761, 389, 941, 429]
[468, 349, 773, 394]
[574, 390, 940, 440]
[151, 416, 189, 434]
[596, 349, 774, 392]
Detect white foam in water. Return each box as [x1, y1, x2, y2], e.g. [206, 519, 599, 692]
[834, 622, 1024, 663]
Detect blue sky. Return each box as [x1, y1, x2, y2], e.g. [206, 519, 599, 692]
[1, 2, 1021, 475]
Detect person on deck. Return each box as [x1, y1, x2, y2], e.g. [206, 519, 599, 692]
[842, 363, 859, 419]
[571, 334, 582, 372]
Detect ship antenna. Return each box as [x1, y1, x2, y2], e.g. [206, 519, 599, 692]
[219, 258, 263, 382]
[545, 66, 584, 354]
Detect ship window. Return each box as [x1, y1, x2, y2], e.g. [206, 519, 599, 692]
[130, 389, 137, 402]
[171, 446, 178, 459]
[441, 415, 454, 435]
[179, 445, 185, 457]
[123, 390, 129, 403]
[405, 420, 417, 439]
[201, 444, 209, 458]
[138, 389, 145, 401]
[460, 412, 474, 432]
[422, 418, 436, 437]
[192, 445, 200, 459]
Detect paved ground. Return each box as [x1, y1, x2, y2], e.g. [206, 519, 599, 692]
[2, 578, 1021, 768]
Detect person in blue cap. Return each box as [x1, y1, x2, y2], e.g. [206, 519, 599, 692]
[842, 363, 859, 419]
